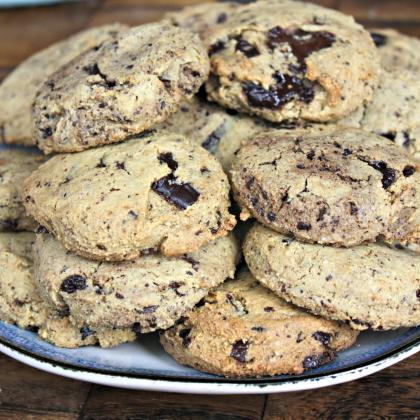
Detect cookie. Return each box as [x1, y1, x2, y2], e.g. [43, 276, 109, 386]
[33, 232, 238, 331]
[160, 269, 358, 378]
[164, 2, 240, 38]
[369, 29, 420, 73]
[33, 22, 210, 154]
[0, 149, 46, 231]
[23, 132, 236, 261]
[0, 23, 128, 146]
[244, 223, 420, 330]
[0, 232, 45, 328]
[231, 128, 420, 247]
[156, 96, 270, 170]
[204, 0, 379, 123]
[0, 232, 135, 348]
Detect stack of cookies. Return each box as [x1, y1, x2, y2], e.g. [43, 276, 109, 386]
[0, 0, 418, 378]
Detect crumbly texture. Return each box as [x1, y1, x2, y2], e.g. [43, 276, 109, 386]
[0, 24, 128, 146]
[33, 22, 210, 153]
[33, 233, 239, 331]
[156, 97, 271, 170]
[0, 150, 46, 231]
[0, 232, 135, 348]
[161, 269, 358, 378]
[231, 128, 420, 247]
[369, 28, 420, 73]
[23, 133, 236, 261]
[244, 223, 420, 330]
[204, 0, 379, 123]
[164, 2, 240, 38]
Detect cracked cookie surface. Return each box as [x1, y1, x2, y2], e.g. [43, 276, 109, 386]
[161, 269, 357, 378]
[0, 150, 46, 232]
[0, 23, 128, 146]
[33, 22, 210, 153]
[244, 223, 420, 330]
[23, 133, 236, 261]
[33, 232, 238, 331]
[0, 232, 136, 348]
[204, 0, 379, 123]
[231, 128, 420, 247]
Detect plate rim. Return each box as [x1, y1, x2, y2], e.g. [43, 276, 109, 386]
[1, 335, 419, 394]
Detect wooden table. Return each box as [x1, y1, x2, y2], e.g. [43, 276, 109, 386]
[0, 1, 419, 418]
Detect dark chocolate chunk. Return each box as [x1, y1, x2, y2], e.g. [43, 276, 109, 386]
[152, 174, 200, 210]
[358, 157, 396, 189]
[230, 339, 249, 363]
[158, 152, 178, 171]
[235, 38, 260, 58]
[209, 40, 225, 56]
[80, 326, 95, 340]
[370, 32, 388, 47]
[41, 127, 53, 139]
[179, 328, 192, 347]
[312, 331, 332, 346]
[297, 222, 312, 231]
[380, 131, 396, 142]
[132, 322, 142, 336]
[403, 165, 416, 177]
[60, 275, 87, 294]
[303, 351, 334, 369]
[202, 124, 226, 154]
[343, 148, 352, 156]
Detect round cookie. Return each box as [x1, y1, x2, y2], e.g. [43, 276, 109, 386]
[33, 232, 239, 331]
[23, 132, 236, 261]
[33, 22, 210, 154]
[156, 96, 270, 170]
[244, 223, 420, 330]
[164, 2, 240, 39]
[204, 0, 379, 123]
[161, 269, 358, 378]
[0, 23, 128, 146]
[0, 149, 46, 231]
[0, 232, 135, 348]
[231, 128, 420, 247]
[369, 28, 420, 73]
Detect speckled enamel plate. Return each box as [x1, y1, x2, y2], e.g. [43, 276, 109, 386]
[1, 322, 419, 393]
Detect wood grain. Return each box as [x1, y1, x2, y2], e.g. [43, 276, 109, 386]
[0, 0, 419, 418]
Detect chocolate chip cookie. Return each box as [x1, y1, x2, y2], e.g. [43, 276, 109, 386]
[33, 232, 238, 332]
[0, 23, 128, 146]
[0, 150, 46, 232]
[231, 128, 420, 247]
[244, 223, 420, 330]
[33, 22, 210, 153]
[161, 269, 358, 378]
[23, 132, 236, 260]
[204, 0, 379, 123]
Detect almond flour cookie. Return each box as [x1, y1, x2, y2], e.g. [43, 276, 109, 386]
[164, 1, 240, 38]
[156, 96, 270, 170]
[161, 269, 358, 378]
[244, 223, 420, 330]
[33, 22, 210, 154]
[33, 233, 238, 332]
[204, 0, 379, 123]
[231, 128, 420, 247]
[0, 232, 135, 348]
[23, 133, 236, 261]
[0, 149, 46, 231]
[0, 23, 128, 146]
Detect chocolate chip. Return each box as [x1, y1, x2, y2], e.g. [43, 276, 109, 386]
[139, 305, 158, 314]
[230, 340, 249, 363]
[36, 225, 49, 234]
[202, 124, 225, 154]
[380, 131, 396, 142]
[158, 152, 178, 171]
[297, 222, 311, 231]
[370, 32, 388, 47]
[343, 148, 352, 156]
[41, 127, 52, 139]
[306, 150, 315, 160]
[303, 351, 334, 369]
[267, 211, 276, 222]
[349, 202, 358, 215]
[267, 27, 335, 70]
[115, 292, 124, 299]
[216, 12, 227, 23]
[403, 165, 416, 177]
[264, 306, 275, 312]
[96, 157, 107, 168]
[312, 331, 332, 346]
[96, 244, 107, 251]
[235, 37, 260, 57]
[209, 40, 225, 56]
[60, 275, 87, 293]
[132, 322, 142, 336]
[325, 274, 333, 281]
[80, 326, 95, 340]
[358, 157, 396, 189]
[252, 326, 265, 332]
[179, 328, 191, 347]
[296, 332, 304, 343]
[152, 174, 200, 210]
[402, 131, 412, 148]
[182, 255, 200, 271]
